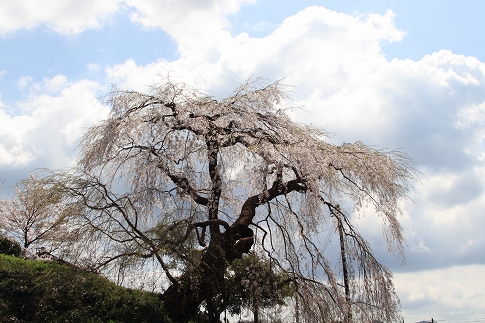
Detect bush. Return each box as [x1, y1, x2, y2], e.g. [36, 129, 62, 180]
[0, 254, 171, 323]
[0, 235, 21, 257]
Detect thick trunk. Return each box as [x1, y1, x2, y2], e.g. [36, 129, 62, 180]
[162, 282, 209, 323]
[162, 239, 228, 323]
[253, 304, 259, 323]
[162, 271, 223, 322]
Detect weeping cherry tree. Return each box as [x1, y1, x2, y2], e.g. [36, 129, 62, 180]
[54, 78, 416, 323]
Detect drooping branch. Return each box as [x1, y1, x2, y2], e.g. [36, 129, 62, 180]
[335, 207, 353, 322]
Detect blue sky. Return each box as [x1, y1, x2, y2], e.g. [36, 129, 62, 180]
[1, 1, 485, 322]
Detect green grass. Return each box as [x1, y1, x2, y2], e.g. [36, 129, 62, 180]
[0, 254, 171, 323]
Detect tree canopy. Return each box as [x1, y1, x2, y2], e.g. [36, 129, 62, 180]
[2, 78, 416, 323]
[0, 174, 79, 251]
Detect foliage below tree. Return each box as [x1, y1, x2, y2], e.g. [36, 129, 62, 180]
[193, 253, 293, 322]
[0, 254, 171, 323]
[23, 78, 415, 322]
[0, 234, 21, 257]
[224, 253, 294, 321]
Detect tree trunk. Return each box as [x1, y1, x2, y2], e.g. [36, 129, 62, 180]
[162, 283, 208, 323]
[162, 238, 228, 323]
[253, 304, 259, 323]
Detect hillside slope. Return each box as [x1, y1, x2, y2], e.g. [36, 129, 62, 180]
[0, 254, 171, 323]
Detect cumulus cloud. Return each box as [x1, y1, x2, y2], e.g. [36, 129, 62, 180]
[86, 63, 101, 73]
[407, 169, 485, 260]
[295, 51, 485, 172]
[125, 0, 255, 57]
[105, 7, 405, 96]
[395, 264, 485, 320]
[355, 169, 485, 273]
[0, 0, 122, 36]
[0, 76, 108, 174]
[0, 0, 256, 39]
[16, 76, 33, 90]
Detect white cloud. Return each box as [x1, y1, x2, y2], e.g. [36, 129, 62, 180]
[105, 58, 170, 93]
[0, 0, 255, 38]
[0, 76, 108, 170]
[352, 165, 485, 274]
[0, 0, 123, 36]
[42, 74, 69, 93]
[125, 0, 255, 57]
[395, 265, 485, 321]
[16, 76, 33, 90]
[407, 168, 485, 254]
[243, 20, 279, 33]
[105, 7, 405, 98]
[455, 101, 485, 128]
[291, 51, 485, 176]
[86, 63, 101, 73]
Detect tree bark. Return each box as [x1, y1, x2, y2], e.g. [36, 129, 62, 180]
[162, 236, 228, 323]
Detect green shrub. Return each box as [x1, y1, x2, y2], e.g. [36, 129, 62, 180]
[0, 254, 171, 323]
[0, 235, 22, 257]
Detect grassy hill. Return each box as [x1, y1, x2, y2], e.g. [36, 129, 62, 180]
[0, 253, 171, 323]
